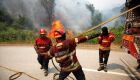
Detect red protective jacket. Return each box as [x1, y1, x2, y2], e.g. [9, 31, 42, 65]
[98, 32, 115, 50]
[48, 36, 89, 72]
[35, 37, 52, 56]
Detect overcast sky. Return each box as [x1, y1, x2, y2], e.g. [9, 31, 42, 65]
[87, 0, 126, 11]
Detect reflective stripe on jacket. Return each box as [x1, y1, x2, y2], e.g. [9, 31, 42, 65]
[98, 32, 115, 50]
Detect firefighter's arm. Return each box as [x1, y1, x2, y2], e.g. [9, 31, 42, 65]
[75, 33, 100, 44]
[87, 33, 100, 40]
[46, 47, 55, 59]
[34, 40, 40, 54]
[34, 44, 39, 54]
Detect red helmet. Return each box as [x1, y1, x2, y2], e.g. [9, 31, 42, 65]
[39, 28, 47, 34]
[54, 29, 65, 38]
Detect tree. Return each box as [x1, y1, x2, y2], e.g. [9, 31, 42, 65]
[40, 0, 55, 27]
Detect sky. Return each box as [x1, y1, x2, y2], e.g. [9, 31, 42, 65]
[87, 0, 126, 11]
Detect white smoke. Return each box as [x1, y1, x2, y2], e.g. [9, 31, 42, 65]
[54, 0, 91, 32]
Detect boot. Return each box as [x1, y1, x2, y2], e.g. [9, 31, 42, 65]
[44, 70, 48, 76]
[104, 64, 108, 72]
[40, 66, 43, 69]
[97, 63, 104, 71]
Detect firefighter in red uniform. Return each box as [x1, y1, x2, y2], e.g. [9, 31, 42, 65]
[97, 27, 115, 72]
[34, 28, 52, 76]
[47, 29, 100, 80]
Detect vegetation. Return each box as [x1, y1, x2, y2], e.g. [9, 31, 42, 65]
[0, 0, 55, 44]
[110, 25, 124, 44]
[0, 22, 37, 43]
[0, 8, 37, 44]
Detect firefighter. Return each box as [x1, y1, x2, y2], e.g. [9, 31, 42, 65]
[97, 27, 115, 72]
[34, 28, 52, 76]
[47, 28, 100, 80]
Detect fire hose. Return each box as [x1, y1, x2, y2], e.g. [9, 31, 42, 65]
[0, 62, 74, 80]
[0, 65, 39, 80]
[51, 58, 74, 80]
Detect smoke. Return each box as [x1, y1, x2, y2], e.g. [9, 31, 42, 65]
[2, 0, 92, 32]
[2, 0, 47, 28]
[102, 4, 125, 27]
[54, 0, 91, 32]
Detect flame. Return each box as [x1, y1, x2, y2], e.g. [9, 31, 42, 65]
[49, 20, 64, 38]
[49, 19, 74, 39]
